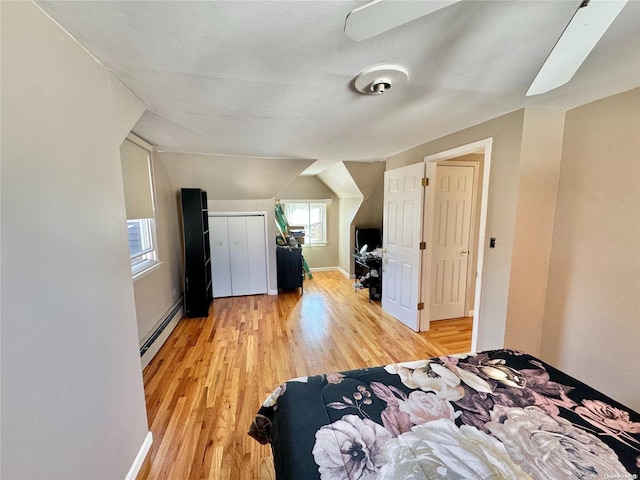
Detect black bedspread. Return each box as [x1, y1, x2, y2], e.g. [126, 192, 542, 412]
[250, 350, 640, 479]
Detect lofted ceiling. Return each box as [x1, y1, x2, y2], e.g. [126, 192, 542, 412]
[36, 1, 640, 175]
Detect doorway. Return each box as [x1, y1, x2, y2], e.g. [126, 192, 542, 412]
[429, 162, 479, 321]
[421, 138, 492, 352]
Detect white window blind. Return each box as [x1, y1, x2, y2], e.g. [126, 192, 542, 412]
[120, 135, 159, 277]
[120, 138, 154, 220]
[281, 200, 329, 245]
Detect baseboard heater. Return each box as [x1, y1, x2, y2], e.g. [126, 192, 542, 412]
[139, 298, 184, 357]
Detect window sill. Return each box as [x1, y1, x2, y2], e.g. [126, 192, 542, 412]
[302, 243, 327, 248]
[132, 261, 163, 281]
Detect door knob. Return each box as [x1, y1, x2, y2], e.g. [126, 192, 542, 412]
[382, 248, 388, 254]
[460, 250, 469, 256]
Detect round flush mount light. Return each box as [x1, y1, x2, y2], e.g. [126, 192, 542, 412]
[353, 64, 408, 95]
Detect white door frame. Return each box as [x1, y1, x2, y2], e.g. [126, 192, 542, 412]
[420, 138, 493, 352]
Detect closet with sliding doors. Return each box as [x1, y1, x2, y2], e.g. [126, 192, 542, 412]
[208, 214, 268, 298]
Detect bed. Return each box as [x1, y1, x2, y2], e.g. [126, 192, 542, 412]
[249, 349, 640, 479]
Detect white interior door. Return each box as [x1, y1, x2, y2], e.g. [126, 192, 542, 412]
[210, 217, 232, 298]
[430, 165, 474, 320]
[382, 162, 425, 331]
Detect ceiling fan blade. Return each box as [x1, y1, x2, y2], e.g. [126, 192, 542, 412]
[344, 0, 461, 41]
[526, 0, 629, 96]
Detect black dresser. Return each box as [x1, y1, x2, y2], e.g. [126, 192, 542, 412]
[276, 246, 303, 293]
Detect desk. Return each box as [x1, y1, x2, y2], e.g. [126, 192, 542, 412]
[353, 254, 382, 302]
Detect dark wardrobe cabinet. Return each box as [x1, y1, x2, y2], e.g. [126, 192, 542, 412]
[181, 188, 212, 317]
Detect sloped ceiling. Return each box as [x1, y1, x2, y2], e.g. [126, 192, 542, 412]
[317, 162, 362, 198]
[36, 1, 640, 175]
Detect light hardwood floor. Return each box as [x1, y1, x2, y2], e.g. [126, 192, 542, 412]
[136, 270, 472, 480]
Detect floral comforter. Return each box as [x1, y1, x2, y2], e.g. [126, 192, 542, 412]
[249, 350, 640, 479]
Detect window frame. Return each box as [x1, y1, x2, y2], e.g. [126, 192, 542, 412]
[128, 217, 159, 277]
[280, 199, 331, 247]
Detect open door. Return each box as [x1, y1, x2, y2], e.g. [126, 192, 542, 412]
[381, 163, 425, 331]
[420, 138, 493, 350]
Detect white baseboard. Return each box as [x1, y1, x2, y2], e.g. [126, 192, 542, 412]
[268, 289, 279, 295]
[468, 309, 475, 317]
[140, 304, 183, 369]
[309, 266, 339, 272]
[337, 267, 354, 279]
[125, 431, 153, 480]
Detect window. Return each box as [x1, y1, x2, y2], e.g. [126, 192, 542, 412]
[120, 135, 159, 278]
[282, 200, 330, 246]
[127, 218, 157, 274]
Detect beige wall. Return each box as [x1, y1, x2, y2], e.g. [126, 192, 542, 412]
[277, 176, 339, 269]
[348, 161, 386, 230]
[352, 181, 384, 230]
[1, 2, 149, 478]
[157, 151, 313, 200]
[344, 161, 386, 275]
[339, 197, 363, 274]
[540, 88, 640, 411]
[386, 110, 525, 351]
[504, 108, 565, 355]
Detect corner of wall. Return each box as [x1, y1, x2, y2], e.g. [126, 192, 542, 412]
[503, 107, 566, 356]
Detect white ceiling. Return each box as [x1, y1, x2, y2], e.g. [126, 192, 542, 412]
[37, 1, 640, 175]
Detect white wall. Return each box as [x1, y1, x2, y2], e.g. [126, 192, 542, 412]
[1, 2, 149, 478]
[540, 88, 640, 411]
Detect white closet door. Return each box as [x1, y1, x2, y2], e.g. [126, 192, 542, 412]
[246, 216, 268, 294]
[227, 216, 251, 296]
[210, 216, 232, 298]
[210, 214, 268, 297]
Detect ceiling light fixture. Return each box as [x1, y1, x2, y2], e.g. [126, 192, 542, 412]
[353, 64, 408, 95]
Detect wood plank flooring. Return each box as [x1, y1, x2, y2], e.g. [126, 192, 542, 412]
[136, 270, 472, 480]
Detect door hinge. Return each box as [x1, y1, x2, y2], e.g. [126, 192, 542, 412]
[419, 241, 426, 250]
[417, 302, 424, 310]
[422, 177, 429, 187]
